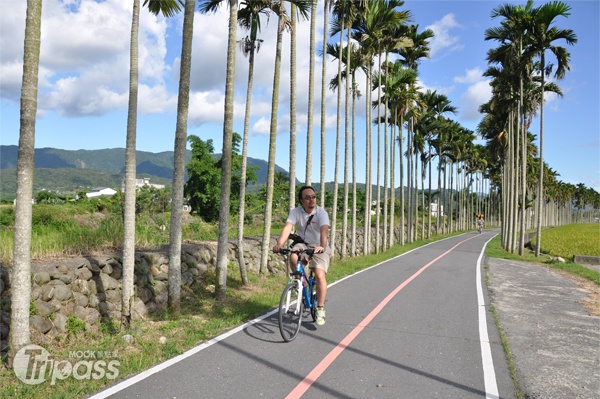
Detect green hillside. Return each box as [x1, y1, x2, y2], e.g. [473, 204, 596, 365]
[0, 146, 287, 200]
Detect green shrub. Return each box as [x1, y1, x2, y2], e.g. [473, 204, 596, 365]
[0, 207, 14, 228]
[66, 316, 87, 336]
[30, 300, 38, 315]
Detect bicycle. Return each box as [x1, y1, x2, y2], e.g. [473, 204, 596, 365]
[275, 234, 318, 342]
[477, 220, 484, 234]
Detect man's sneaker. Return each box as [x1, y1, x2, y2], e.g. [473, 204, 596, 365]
[316, 307, 326, 326]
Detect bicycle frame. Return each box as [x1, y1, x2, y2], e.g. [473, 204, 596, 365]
[277, 246, 319, 341]
[284, 254, 317, 313]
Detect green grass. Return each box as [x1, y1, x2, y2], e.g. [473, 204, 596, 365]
[486, 226, 600, 285]
[534, 223, 600, 259]
[0, 204, 290, 264]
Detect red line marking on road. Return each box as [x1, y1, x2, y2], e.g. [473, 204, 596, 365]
[285, 235, 478, 399]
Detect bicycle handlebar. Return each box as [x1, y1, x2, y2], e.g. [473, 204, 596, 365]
[275, 248, 315, 256]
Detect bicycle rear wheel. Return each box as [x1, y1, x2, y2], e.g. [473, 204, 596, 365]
[278, 282, 303, 342]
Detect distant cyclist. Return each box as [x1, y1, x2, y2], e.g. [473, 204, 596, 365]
[273, 186, 331, 326]
[476, 214, 484, 234]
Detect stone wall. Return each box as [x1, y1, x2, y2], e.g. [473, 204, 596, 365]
[0, 225, 415, 358]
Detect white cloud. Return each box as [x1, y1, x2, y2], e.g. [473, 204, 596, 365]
[253, 117, 271, 136]
[1, 0, 172, 118]
[426, 14, 463, 57]
[459, 80, 492, 121]
[454, 67, 484, 84]
[188, 90, 226, 125]
[138, 85, 177, 114]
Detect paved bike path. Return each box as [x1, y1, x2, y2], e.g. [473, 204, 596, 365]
[88, 232, 515, 398]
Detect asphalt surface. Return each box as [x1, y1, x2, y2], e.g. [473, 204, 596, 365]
[486, 257, 600, 399]
[86, 232, 600, 399]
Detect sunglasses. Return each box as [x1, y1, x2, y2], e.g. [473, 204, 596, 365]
[303, 195, 317, 200]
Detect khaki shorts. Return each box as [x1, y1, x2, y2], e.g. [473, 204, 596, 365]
[292, 243, 332, 273]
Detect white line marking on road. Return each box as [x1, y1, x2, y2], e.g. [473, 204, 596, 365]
[87, 234, 472, 398]
[477, 236, 500, 399]
[86, 309, 279, 399]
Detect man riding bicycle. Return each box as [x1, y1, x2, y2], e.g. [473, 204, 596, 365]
[476, 214, 484, 234]
[273, 186, 331, 326]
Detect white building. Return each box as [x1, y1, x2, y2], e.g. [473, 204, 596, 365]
[429, 202, 444, 217]
[121, 177, 165, 192]
[86, 188, 117, 198]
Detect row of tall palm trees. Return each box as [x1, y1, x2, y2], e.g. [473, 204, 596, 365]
[11, 0, 596, 360]
[480, 0, 579, 255]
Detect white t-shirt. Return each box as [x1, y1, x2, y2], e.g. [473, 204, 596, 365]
[287, 206, 330, 246]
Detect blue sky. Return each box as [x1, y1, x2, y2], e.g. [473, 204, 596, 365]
[1, 0, 598, 192]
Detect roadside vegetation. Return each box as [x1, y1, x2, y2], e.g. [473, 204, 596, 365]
[534, 223, 600, 259]
[486, 224, 600, 285]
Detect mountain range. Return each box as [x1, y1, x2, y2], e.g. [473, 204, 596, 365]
[0, 145, 287, 200]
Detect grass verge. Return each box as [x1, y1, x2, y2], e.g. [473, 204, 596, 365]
[486, 234, 600, 286]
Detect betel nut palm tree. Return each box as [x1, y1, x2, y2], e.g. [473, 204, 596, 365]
[167, 0, 194, 312]
[319, 0, 334, 210]
[123, 0, 183, 325]
[236, 0, 272, 285]
[199, 0, 241, 299]
[326, 41, 366, 257]
[486, 0, 536, 255]
[259, 0, 310, 275]
[10, 0, 42, 363]
[484, 1, 576, 255]
[525, 1, 576, 256]
[358, 0, 407, 253]
[304, 0, 317, 186]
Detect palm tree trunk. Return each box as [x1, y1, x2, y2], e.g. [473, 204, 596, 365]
[413, 128, 418, 240]
[421, 158, 425, 240]
[399, 116, 404, 245]
[427, 144, 432, 238]
[168, 0, 194, 313]
[364, 65, 373, 255]
[375, 53, 382, 253]
[305, 0, 317, 185]
[289, 5, 297, 208]
[510, 114, 518, 253]
[341, 28, 352, 259]
[122, 0, 140, 326]
[389, 111, 397, 248]
[448, 162, 454, 233]
[215, 0, 239, 300]
[518, 78, 527, 256]
[330, 17, 344, 260]
[382, 57, 389, 251]
[319, 2, 329, 209]
[535, 53, 546, 256]
[351, 83, 357, 256]
[407, 118, 412, 242]
[236, 28, 258, 287]
[260, 2, 285, 273]
[10, 0, 42, 358]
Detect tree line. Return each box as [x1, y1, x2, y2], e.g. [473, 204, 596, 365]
[10, 0, 598, 367]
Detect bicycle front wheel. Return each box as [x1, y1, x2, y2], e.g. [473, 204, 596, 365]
[278, 282, 303, 342]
